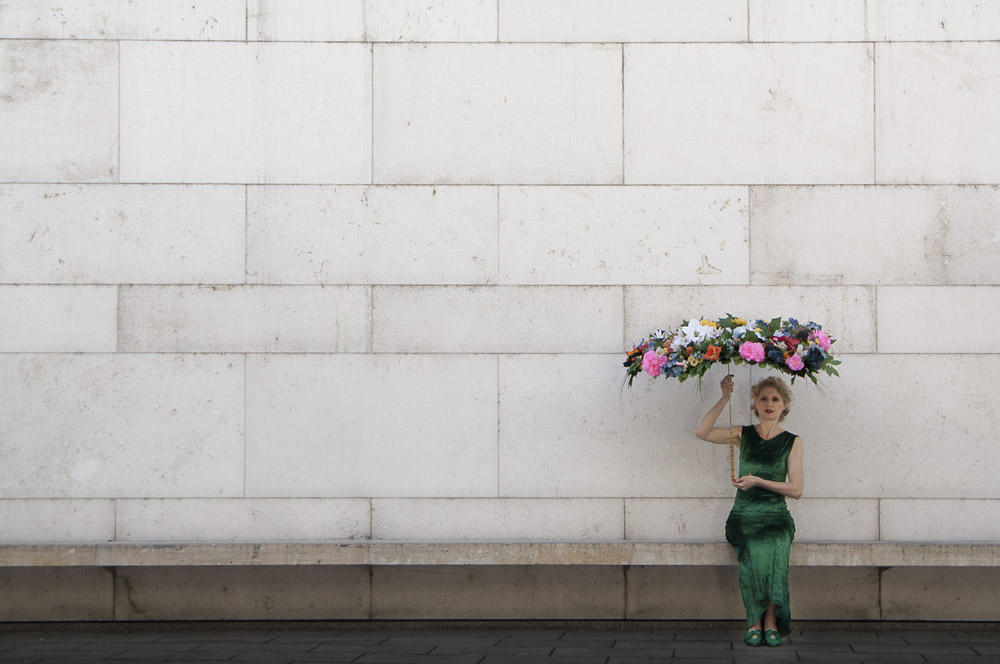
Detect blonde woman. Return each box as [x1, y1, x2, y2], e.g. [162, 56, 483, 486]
[695, 374, 804, 647]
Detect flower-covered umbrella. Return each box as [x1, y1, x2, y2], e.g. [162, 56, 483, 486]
[623, 315, 840, 479]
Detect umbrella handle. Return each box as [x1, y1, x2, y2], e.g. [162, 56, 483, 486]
[728, 392, 735, 481]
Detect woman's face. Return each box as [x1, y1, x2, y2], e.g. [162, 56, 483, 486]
[754, 386, 785, 422]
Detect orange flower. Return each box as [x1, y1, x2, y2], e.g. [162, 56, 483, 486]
[704, 345, 721, 361]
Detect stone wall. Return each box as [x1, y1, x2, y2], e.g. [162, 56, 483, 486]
[2, 0, 999, 620]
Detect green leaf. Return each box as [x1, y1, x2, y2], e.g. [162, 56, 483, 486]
[766, 317, 782, 336]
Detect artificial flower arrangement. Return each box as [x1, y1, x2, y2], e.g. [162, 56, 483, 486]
[623, 315, 840, 388]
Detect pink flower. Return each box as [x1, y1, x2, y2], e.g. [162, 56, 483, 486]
[642, 351, 668, 377]
[739, 342, 765, 363]
[785, 354, 805, 371]
[810, 330, 831, 351]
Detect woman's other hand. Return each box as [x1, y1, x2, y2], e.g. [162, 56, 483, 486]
[732, 474, 759, 491]
[721, 374, 734, 399]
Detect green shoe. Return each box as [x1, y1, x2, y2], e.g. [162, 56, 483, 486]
[743, 629, 763, 647]
[764, 630, 782, 647]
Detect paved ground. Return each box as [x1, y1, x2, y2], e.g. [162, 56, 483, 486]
[1, 626, 999, 664]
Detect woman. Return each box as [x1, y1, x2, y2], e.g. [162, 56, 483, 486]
[695, 374, 804, 648]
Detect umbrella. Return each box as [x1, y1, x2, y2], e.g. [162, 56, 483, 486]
[623, 315, 840, 480]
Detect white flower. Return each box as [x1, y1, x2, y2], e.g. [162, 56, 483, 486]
[675, 316, 712, 346]
[733, 326, 748, 338]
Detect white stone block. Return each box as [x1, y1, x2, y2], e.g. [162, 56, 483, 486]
[245, 355, 498, 497]
[0, 285, 116, 352]
[750, 186, 1000, 286]
[0, 185, 245, 284]
[871, 0, 1000, 41]
[749, 0, 869, 42]
[0, 354, 244, 498]
[881, 500, 1000, 542]
[116, 499, 371, 541]
[0, 41, 117, 182]
[0, 499, 114, 542]
[627, 498, 879, 543]
[374, 44, 622, 184]
[499, 355, 738, 498]
[782, 355, 1000, 499]
[250, 0, 496, 41]
[877, 43, 1000, 184]
[0, 0, 246, 39]
[625, 44, 874, 184]
[372, 499, 623, 540]
[119, 285, 370, 353]
[248, 0, 365, 41]
[120, 42, 371, 184]
[624, 285, 876, 353]
[877, 286, 1000, 353]
[499, 186, 749, 286]
[626, 499, 730, 541]
[373, 286, 623, 353]
[787, 499, 879, 541]
[500, 0, 746, 42]
[373, 566, 624, 619]
[366, 0, 497, 42]
[247, 186, 497, 285]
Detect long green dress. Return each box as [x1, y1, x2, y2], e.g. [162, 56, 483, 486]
[725, 424, 796, 636]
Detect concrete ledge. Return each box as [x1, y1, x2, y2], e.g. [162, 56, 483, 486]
[1, 541, 997, 568]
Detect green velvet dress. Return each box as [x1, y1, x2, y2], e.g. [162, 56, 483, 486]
[725, 425, 796, 636]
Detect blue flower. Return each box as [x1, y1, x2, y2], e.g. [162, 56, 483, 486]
[804, 346, 826, 370]
[787, 317, 799, 328]
[666, 364, 685, 377]
[766, 346, 785, 365]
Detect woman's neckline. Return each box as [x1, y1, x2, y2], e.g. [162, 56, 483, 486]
[753, 424, 785, 440]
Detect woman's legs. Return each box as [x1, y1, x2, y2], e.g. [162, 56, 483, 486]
[749, 601, 778, 632]
[762, 601, 777, 631]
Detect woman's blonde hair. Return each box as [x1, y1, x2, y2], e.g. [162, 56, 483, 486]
[750, 376, 792, 422]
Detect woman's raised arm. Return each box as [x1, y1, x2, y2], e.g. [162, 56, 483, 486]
[695, 374, 742, 446]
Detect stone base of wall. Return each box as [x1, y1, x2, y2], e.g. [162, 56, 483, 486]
[2, 566, 998, 622]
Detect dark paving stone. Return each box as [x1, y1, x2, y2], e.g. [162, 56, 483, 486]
[317, 645, 434, 656]
[951, 632, 1000, 642]
[494, 638, 561, 648]
[611, 638, 675, 649]
[430, 643, 506, 656]
[604, 648, 675, 660]
[478, 646, 552, 657]
[109, 649, 246, 661]
[788, 631, 902, 643]
[4, 651, 123, 660]
[479, 658, 554, 664]
[852, 642, 977, 655]
[554, 638, 615, 648]
[0, 641, 96, 651]
[232, 651, 362, 662]
[193, 642, 317, 653]
[231, 655, 357, 664]
[609, 658, 734, 664]
[730, 649, 800, 662]
[353, 655, 483, 664]
[926, 656, 1000, 664]
[976, 646, 1000, 656]
[798, 653, 922, 663]
[551, 646, 618, 658]
[673, 641, 736, 653]
[673, 630, 742, 642]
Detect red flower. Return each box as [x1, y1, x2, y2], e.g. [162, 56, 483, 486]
[776, 335, 799, 351]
